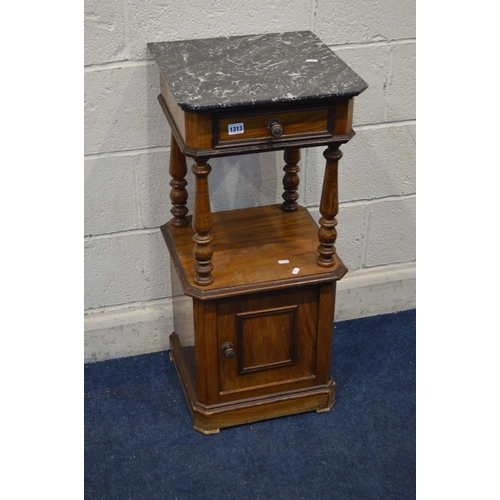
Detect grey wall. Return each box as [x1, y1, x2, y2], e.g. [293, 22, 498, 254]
[84, 0, 416, 361]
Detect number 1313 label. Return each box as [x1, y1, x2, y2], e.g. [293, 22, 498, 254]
[228, 122, 244, 135]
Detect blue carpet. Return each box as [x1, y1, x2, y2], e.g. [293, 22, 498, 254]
[85, 309, 415, 499]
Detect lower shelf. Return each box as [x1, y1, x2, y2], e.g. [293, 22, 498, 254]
[169, 332, 336, 435]
[162, 204, 347, 300]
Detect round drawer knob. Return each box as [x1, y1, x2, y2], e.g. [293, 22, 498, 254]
[267, 118, 284, 139]
[221, 341, 236, 359]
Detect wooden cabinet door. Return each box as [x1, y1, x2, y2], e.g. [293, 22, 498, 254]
[216, 284, 323, 403]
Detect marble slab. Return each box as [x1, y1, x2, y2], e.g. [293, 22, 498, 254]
[148, 31, 368, 111]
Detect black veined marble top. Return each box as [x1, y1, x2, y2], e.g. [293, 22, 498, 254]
[148, 31, 368, 112]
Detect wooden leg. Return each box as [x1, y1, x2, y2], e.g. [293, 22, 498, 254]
[192, 159, 214, 286]
[282, 148, 301, 211]
[317, 143, 342, 267]
[169, 133, 189, 227]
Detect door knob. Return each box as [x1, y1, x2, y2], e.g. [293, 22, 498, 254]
[267, 118, 284, 139]
[221, 341, 236, 359]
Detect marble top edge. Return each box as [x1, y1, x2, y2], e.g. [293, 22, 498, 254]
[148, 31, 368, 112]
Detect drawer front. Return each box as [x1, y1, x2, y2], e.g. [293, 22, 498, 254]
[216, 286, 320, 402]
[213, 104, 334, 148]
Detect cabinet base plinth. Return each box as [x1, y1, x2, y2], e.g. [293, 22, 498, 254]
[169, 332, 336, 434]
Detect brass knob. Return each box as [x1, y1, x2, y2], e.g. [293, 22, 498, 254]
[221, 341, 236, 359]
[267, 118, 284, 139]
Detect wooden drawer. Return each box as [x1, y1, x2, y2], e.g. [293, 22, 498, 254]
[213, 104, 334, 149]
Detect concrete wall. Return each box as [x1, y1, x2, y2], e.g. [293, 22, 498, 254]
[84, 0, 416, 362]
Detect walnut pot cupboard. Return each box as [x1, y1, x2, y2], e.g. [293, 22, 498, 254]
[148, 31, 368, 433]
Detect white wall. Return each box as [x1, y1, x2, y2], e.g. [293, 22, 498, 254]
[84, 0, 416, 362]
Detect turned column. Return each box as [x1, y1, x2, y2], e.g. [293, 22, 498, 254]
[169, 134, 189, 227]
[317, 143, 342, 267]
[192, 159, 214, 286]
[282, 148, 301, 211]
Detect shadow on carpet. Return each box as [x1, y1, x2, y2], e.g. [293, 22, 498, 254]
[85, 309, 415, 500]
